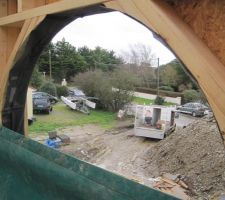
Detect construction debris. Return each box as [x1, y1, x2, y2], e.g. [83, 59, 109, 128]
[48, 131, 57, 139]
[58, 134, 70, 145]
[46, 131, 70, 148]
[153, 175, 189, 200]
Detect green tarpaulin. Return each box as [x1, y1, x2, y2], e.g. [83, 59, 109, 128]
[0, 126, 178, 200]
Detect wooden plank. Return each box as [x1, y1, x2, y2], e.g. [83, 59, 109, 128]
[0, 0, 111, 26]
[0, 28, 7, 69]
[6, 27, 20, 59]
[110, 0, 225, 134]
[46, 0, 60, 3]
[0, 0, 8, 17]
[21, 0, 46, 11]
[7, 0, 17, 15]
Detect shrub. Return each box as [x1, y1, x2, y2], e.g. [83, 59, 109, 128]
[159, 85, 174, 91]
[74, 70, 103, 97]
[183, 89, 199, 103]
[135, 87, 183, 98]
[56, 85, 69, 97]
[39, 81, 57, 96]
[74, 69, 138, 112]
[154, 96, 165, 105]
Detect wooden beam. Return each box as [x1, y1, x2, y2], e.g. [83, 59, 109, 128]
[0, 0, 111, 26]
[0, 15, 46, 125]
[105, 0, 158, 33]
[17, 0, 22, 12]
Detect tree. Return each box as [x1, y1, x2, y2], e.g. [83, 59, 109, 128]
[30, 67, 44, 88]
[122, 43, 156, 66]
[183, 89, 199, 103]
[36, 42, 55, 78]
[35, 39, 122, 83]
[159, 59, 193, 92]
[120, 43, 157, 88]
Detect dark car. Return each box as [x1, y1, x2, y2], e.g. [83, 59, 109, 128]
[177, 102, 208, 117]
[33, 98, 53, 114]
[32, 92, 58, 104]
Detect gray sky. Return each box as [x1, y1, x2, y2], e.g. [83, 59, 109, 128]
[53, 11, 175, 65]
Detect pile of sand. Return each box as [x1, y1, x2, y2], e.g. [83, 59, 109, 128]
[139, 120, 225, 199]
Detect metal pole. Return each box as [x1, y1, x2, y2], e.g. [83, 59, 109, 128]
[157, 58, 160, 96]
[49, 49, 52, 80]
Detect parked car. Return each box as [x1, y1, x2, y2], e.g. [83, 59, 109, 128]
[69, 88, 86, 97]
[177, 102, 208, 117]
[33, 98, 53, 114]
[32, 92, 58, 104]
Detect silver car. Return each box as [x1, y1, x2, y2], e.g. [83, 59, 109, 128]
[177, 102, 208, 117]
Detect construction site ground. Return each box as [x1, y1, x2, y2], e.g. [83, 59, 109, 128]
[31, 115, 225, 200]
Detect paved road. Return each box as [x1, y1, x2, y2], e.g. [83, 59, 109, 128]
[175, 113, 199, 128]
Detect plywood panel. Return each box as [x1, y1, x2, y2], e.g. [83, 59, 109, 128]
[6, 27, 20, 58]
[8, 0, 17, 14]
[21, 0, 46, 11]
[166, 0, 225, 69]
[0, 0, 8, 17]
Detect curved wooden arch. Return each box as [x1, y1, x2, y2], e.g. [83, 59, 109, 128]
[0, 0, 225, 140]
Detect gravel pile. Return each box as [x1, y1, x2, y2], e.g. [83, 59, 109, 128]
[141, 120, 225, 199]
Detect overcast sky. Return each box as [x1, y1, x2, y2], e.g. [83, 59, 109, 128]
[53, 11, 175, 65]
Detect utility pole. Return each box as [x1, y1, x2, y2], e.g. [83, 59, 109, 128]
[49, 49, 52, 80]
[157, 57, 160, 96]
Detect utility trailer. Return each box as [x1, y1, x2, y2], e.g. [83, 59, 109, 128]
[134, 105, 177, 139]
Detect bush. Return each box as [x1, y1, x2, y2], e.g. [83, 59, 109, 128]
[74, 70, 103, 97]
[154, 96, 165, 105]
[159, 85, 174, 91]
[183, 89, 199, 103]
[56, 85, 69, 97]
[39, 81, 57, 96]
[135, 87, 183, 98]
[74, 69, 138, 112]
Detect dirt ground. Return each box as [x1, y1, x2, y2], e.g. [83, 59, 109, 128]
[32, 118, 225, 199]
[58, 123, 157, 185]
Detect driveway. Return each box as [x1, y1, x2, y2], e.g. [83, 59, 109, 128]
[175, 113, 199, 128]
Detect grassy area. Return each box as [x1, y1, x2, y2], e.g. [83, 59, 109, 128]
[133, 96, 175, 106]
[133, 97, 154, 105]
[29, 97, 175, 135]
[29, 103, 116, 134]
